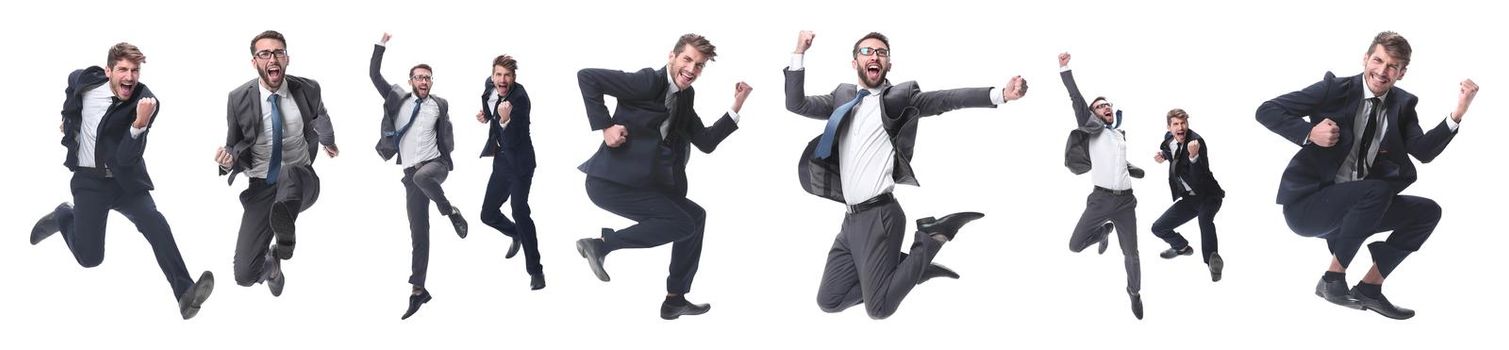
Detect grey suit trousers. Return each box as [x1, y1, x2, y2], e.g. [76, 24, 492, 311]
[402, 160, 454, 287]
[815, 198, 942, 319]
[1069, 188, 1141, 294]
[232, 164, 320, 286]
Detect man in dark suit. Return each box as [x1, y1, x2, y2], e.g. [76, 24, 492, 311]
[1058, 52, 1148, 319]
[214, 30, 339, 298]
[786, 31, 1025, 320]
[29, 42, 215, 320]
[572, 33, 752, 320]
[1257, 31, 1478, 320]
[476, 53, 543, 292]
[1149, 109, 1226, 282]
[369, 33, 467, 320]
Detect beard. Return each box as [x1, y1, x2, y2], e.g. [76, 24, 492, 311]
[856, 66, 888, 89]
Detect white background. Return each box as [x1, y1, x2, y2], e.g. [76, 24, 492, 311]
[3, 0, 1503, 348]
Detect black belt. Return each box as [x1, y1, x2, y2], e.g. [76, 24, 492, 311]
[1094, 186, 1132, 195]
[79, 167, 113, 178]
[847, 193, 895, 214]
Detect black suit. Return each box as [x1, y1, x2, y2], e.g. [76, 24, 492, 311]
[785, 68, 997, 319]
[1150, 130, 1226, 263]
[576, 66, 738, 294]
[479, 78, 542, 277]
[1257, 72, 1455, 277]
[44, 66, 195, 301]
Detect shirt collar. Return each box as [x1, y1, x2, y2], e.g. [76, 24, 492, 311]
[665, 67, 681, 95]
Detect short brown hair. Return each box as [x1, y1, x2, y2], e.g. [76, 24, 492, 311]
[671, 34, 716, 61]
[107, 42, 146, 68]
[1166, 108, 1189, 125]
[1367, 31, 1412, 68]
[492, 55, 517, 72]
[409, 64, 432, 78]
[249, 30, 287, 56]
[852, 32, 890, 58]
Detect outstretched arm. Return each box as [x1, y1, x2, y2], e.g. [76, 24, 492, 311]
[784, 31, 837, 119]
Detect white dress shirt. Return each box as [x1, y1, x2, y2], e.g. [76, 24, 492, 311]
[247, 83, 309, 179]
[396, 95, 441, 168]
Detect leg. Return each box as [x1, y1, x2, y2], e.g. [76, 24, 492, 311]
[510, 170, 542, 276]
[113, 191, 195, 301]
[585, 177, 702, 252]
[1365, 195, 1441, 280]
[401, 169, 432, 288]
[1150, 198, 1198, 250]
[665, 197, 706, 295]
[233, 182, 278, 287]
[1196, 197, 1224, 264]
[1068, 191, 1114, 253]
[854, 202, 941, 319]
[411, 161, 454, 215]
[1108, 195, 1141, 294]
[60, 173, 114, 268]
[1283, 180, 1394, 270]
[814, 228, 861, 313]
[480, 156, 518, 237]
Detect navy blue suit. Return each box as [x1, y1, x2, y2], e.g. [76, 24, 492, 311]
[1150, 130, 1225, 263]
[479, 78, 542, 276]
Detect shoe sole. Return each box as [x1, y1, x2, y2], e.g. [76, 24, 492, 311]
[661, 305, 711, 320]
[181, 272, 215, 320]
[576, 240, 610, 282]
[271, 205, 296, 260]
[1208, 255, 1224, 282]
[506, 239, 521, 259]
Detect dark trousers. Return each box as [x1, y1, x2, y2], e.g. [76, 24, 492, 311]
[53, 171, 194, 301]
[481, 155, 541, 276]
[585, 176, 704, 295]
[402, 160, 454, 288]
[232, 165, 320, 286]
[1282, 179, 1439, 278]
[1069, 188, 1141, 294]
[1151, 195, 1223, 263]
[814, 198, 942, 320]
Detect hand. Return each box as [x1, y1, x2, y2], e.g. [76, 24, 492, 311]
[495, 101, 513, 124]
[732, 81, 753, 113]
[1153, 151, 1166, 164]
[133, 97, 157, 128]
[1058, 52, 1071, 68]
[603, 125, 628, 148]
[1004, 75, 1027, 101]
[381, 32, 391, 45]
[59, 121, 64, 134]
[1308, 118, 1340, 147]
[476, 110, 487, 124]
[215, 146, 235, 168]
[1187, 140, 1202, 158]
[1452, 79, 1479, 123]
[795, 30, 815, 54]
[324, 144, 340, 157]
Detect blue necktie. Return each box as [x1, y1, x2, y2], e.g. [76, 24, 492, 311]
[396, 97, 424, 163]
[813, 89, 870, 160]
[266, 94, 283, 185]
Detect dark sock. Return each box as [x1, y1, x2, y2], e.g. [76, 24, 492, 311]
[1354, 282, 1383, 298]
[1322, 271, 1345, 282]
[665, 295, 688, 305]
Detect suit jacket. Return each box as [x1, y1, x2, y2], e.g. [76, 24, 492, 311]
[479, 78, 536, 172]
[1257, 72, 1455, 205]
[783, 68, 996, 204]
[576, 67, 738, 197]
[1061, 70, 1144, 178]
[60, 66, 160, 194]
[219, 75, 337, 185]
[368, 44, 454, 170]
[1159, 130, 1225, 200]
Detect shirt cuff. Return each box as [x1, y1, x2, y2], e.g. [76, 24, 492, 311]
[129, 125, 147, 139]
[989, 87, 1007, 105]
[789, 53, 805, 71]
[1060, 66, 1071, 73]
[1445, 114, 1460, 132]
[499, 119, 511, 131]
[1189, 155, 1200, 163]
[377, 42, 386, 47]
[727, 109, 741, 124]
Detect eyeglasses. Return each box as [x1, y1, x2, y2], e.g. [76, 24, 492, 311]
[855, 47, 890, 57]
[1093, 102, 1114, 109]
[410, 75, 433, 82]
[254, 49, 289, 60]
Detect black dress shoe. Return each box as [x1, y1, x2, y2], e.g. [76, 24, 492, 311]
[1159, 245, 1193, 259]
[178, 271, 215, 320]
[919, 263, 960, 285]
[530, 274, 546, 290]
[1208, 252, 1224, 282]
[1128, 289, 1144, 320]
[401, 289, 433, 320]
[448, 207, 468, 239]
[30, 203, 68, 245]
[1351, 287, 1415, 320]
[505, 238, 521, 259]
[576, 236, 610, 282]
[1096, 223, 1113, 255]
[264, 250, 286, 297]
[1314, 277, 1361, 309]
[271, 204, 296, 260]
[916, 212, 985, 241]
[660, 300, 711, 320]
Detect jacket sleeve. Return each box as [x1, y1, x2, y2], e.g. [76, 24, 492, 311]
[578, 68, 657, 131]
[114, 91, 158, 167]
[1061, 70, 1094, 127]
[1257, 72, 1335, 146]
[783, 68, 836, 119]
[904, 82, 995, 117]
[220, 91, 244, 176]
[370, 44, 394, 98]
[1397, 96, 1456, 163]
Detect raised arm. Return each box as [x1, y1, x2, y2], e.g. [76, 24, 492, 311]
[114, 91, 158, 167]
[370, 33, 395, 97]
[1059, 52, 1095, 127]
[783, 31, 837, 119]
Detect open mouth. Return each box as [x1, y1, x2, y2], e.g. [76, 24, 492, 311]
[117, 82, 134, 98]
[678, 71, 695, 84]
[495, 83, 508, 95]
[266, 65, 283, 81]
[865, 63, 882, 80]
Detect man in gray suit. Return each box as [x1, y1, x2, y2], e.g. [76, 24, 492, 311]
[369, 33, 466, 320]
[1058, 52, 1147, 319]
[786, 31, 1026, 319]
[214, 30, 339, 298]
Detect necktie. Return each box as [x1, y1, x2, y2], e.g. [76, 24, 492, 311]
[1356, 97, 1382, 179]
[396, 97, 424, 163]
[267, 94, 284, 185]
[813, 89, 871, 159]
[661, 90, 679, 142]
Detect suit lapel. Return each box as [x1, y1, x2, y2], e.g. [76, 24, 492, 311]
[244, 83, 264, 143]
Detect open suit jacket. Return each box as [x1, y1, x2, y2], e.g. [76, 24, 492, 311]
[1061, 70, 1144, 178]
[576, 66, 738, 198]
[784, 68, 996, 204]
[219, 76, 337, 185]
[1256, 72, 1455, 205]
[1159, 130, 1225, 201]
[60, 66, 161, 194]
[479, 78, 535, 172]
[368, 44, 454, 169]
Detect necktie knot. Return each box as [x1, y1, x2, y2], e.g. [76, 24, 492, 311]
[812, 89, 873, 160]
